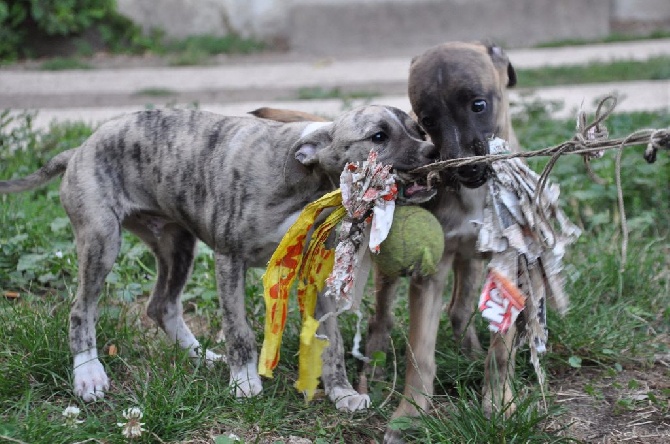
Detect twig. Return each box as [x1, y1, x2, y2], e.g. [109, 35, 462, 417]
[377, 337, 398, 412]
[409, 95, 670, 270]
[410, 123, 669, 174]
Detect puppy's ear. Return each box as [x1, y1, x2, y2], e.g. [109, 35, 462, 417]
[487, 44, 517, 88]
[283, 123, 333, 186]
[295, 143, 319, 165]
[292, 123, 334, 166]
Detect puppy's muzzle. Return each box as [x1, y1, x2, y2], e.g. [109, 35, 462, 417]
[455, 163, 490, 188]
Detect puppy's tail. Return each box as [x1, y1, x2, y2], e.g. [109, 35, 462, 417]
[250, 107, 328, 123]
[0, 149, 75, 194]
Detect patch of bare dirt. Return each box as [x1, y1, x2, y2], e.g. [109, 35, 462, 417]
[550, 364, 670, 443]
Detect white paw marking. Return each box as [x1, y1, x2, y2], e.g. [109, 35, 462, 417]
[329, 386, 370, 412]
[230, 362, 262, 398]
[73, 351, 109, 402]
[204, 349, 226, 366]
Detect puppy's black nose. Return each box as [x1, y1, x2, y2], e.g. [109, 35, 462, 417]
[455, 163, 488, 188]
[420, 142, 440, 160]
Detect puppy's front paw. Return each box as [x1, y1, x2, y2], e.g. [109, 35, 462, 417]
[231, 376, 262, 398]
[328, 386, 370, 412]
[73, 354, 109, 402]
[230, 363, 262, 398]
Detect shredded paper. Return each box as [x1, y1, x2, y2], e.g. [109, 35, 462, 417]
[477, 137, 581, 385]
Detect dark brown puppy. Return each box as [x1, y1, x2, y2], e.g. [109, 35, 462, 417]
[367, 41, 517, 444]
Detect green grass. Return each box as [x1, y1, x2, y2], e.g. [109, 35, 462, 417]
[132, 88, 178, 98]
[38, 57, 94, 71]
[164, 34, 266, 66]
[295, 87, 380, 112]
[534, 30, 670, 48]
[0, 105, 669, 442]
[297, 87, 379, 101]
[517, 55, 670, 88]
[407, 387, 574, 443]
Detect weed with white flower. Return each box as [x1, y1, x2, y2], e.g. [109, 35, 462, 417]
[62, 406, 84, 427]
[118, 407, 146, 439]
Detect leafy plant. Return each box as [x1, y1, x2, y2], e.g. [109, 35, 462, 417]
[0, 0, 118, 61]
[0, 0, 268, 64]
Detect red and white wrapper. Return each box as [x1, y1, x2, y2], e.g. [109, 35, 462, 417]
[479, 269, 527, 333]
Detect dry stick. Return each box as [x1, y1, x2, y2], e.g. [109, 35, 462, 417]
[376, 337, 398, 412]
[410, 95, 670, 270]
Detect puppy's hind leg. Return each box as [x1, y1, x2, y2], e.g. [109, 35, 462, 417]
[384, 254, 452, 444]
[316, 293, 371, 412]
[482, 322, 518, 418]
[448, 254, 485, 356]
[125, 220, 225, 365]
[360, 267, 400, 391]
[66, 212, 121, 402]
[214, 253, 262, 398]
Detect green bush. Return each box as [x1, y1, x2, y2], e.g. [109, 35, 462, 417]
[0, 0, 265, 64]
[0, 0, 149, 61]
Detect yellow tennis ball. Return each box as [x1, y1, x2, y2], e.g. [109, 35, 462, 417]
[372, 206, 444, 277]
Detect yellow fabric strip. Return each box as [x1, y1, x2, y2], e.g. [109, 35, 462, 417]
[297, 206, 347, 315]
[294, 316, 329, 401]
[258, 190, 343, 378]
[294, 205, 347, 399]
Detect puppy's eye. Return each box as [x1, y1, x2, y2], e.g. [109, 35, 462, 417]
[421, 117, 436, 129]
[471, 99, 487, 113]
[370, 131, 388, 144]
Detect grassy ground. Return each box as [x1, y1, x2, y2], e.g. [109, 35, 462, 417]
[533, 30, 670, 48]
[0, 104, 668, 443]
[516, 56, 670, 88]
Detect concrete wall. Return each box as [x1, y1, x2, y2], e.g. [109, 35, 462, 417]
[116, 0, 289, 40]
[613, 0, 670, 21]
[289, 0, 610, 56]
[116, 0, 670, 55]
[612, 0, 670, 33]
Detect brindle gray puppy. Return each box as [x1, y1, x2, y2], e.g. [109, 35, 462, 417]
[366, 42, 518, 444]
[0, 105, 437, 411]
